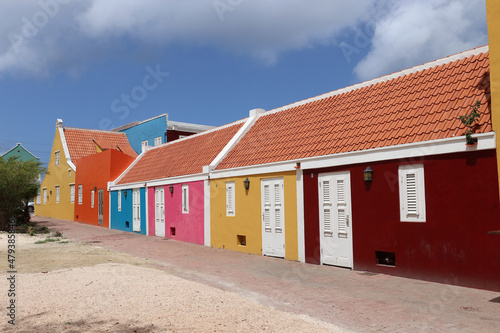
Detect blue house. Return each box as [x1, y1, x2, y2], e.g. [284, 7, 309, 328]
[113, 114, 215, 154]
[113, 114, 169, 154]
[109, 187, 147, 234]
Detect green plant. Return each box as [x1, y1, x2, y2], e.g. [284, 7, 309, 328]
[53, 231, 63, 237]
[34, 238, 60, 244]
[459, 100, 481, 145]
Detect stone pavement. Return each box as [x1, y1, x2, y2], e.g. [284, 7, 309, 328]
[32, 216, 499, 333]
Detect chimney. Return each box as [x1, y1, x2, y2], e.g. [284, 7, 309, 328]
[56, 119, 63, 128]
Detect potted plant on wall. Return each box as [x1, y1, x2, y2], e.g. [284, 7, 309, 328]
[459, 100, 481, 146]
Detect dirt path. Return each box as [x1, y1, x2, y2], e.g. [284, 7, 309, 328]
[0, 233, 346, 332]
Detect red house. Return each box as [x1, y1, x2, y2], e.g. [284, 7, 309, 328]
[214, 45, 500, 290]
[74, 149, 136, 228]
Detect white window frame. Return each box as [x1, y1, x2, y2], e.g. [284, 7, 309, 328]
[55, 186, 60, 203]
[78, 185, 83, 205]
[182, 185, 189, 214]
[91, 190, 95, 208]
[43, 188, 47, 204]
[154, 136, 162, 146]
[399, 164, 426, 222]
[55, 151, 60, 166]
[70, 184, 75, 203]
[36, 192, 41, 205]
[118, 190, 122, 212]
[141, 140, 148, 153]
[226, 181, 235, 216]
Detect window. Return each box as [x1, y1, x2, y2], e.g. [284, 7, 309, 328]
[70, 185, 75, 203]
[91, 190, 95, 208]
[399, 164, 426, 222]
[154, 136, 162, 146]
[118, 190, 122, 211]
[226, 181, 235, 216]
[55, 151, 60, 166]
[55, 186, 60, 203]
[182, 185, 189, 213]
[36, 192, 41, 205]
[78, 185, 83, 205]
[141, 140, 148, 153]
[43, 188, 47, 204]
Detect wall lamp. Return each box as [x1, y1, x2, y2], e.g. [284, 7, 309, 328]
[169, 184, 174, 194]
[243, 178, 250, 190]
[94, 186, 97, 192]
[124, 191, 127, 198]
[363, 166, 373, 182]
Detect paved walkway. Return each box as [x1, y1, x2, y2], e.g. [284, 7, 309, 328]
[32, 216, 499, 333]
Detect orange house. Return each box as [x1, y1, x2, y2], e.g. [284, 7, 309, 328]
[74, 149, 136, 228]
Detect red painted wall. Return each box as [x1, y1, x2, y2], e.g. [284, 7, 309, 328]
[304, 149, 500, 291]
[74, 150, 135, 227]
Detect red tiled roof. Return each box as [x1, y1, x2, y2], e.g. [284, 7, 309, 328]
[116, 122, 244, 184]
[63, 128, 137, 162]
[217, 47, 491, 170]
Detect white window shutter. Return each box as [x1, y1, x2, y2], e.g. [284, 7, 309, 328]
[399, 165, 426, 222]
[226, 182, 235, 216]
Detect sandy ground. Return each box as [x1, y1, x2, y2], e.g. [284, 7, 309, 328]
[0, 233, 346, 332]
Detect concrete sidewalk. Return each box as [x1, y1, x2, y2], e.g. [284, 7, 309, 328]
[32, 216, 500, 333]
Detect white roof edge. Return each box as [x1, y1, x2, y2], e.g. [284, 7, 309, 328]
[264, 45, 489, 117]
[209, 132, 496, 178]
[167, 120, 215, 132]
[111, 113, 168, 131]
[58, 124, 75, 172]
[209, 109, 265, 171]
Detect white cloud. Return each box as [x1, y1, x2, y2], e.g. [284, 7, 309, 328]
[0, 0, 376, 76]
[0, 0, 488, 79]
[353, 0, 488, 81]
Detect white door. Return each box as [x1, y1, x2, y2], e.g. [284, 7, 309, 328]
[318, 171, 353, 268]
[155, 187, 165, 237]
[132, 189, 141, 232]
[261, 178, 285, 258]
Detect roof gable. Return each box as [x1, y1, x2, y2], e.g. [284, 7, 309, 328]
[63, 128, 137, 162]
[116, 121, 244, 185]
[217, 46, 491, 170]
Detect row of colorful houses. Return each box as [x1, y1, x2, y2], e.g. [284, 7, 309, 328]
[37, 45, 500, 291]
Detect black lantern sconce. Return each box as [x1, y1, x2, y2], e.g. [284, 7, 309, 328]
[243, 178, 250, 190]
[169, 184, 174, 194]
[94, 186, 97, 192]
[363, 166, 373, 182]
[124, 191, 127, 198]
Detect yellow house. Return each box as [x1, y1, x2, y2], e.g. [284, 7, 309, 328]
[36, 119, 136, 220]
[486, 0, 500, 198]
[210, 172, 299, 261]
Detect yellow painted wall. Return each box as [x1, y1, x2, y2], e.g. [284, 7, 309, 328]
[486, 0, 500, 197]
[210, 171, 298, 261]
[35, 126, 75, 220]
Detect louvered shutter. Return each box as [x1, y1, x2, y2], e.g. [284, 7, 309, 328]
[226, 182, 235, 216]
[263, 184, 271, 232]
[274, 183, 282, 232]
[322, 179, 333, 237]
[399, 165, 426, 222]
[337, 178, 347, 236]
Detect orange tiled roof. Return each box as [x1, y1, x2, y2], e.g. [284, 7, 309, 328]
[217, 47, 491, 170]
[116, 122, 244, 184]
[63, 128, 137, 162]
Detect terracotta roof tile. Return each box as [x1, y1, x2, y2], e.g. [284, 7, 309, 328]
[63, 128, 137, 162]
[216, 47, 491, 170]
[116, 122, 244, 185]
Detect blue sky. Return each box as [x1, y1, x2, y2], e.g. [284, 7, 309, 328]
[0, 0, 488, 165]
